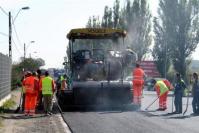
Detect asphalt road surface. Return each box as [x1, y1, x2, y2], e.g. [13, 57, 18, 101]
[62, 92, 199, 133]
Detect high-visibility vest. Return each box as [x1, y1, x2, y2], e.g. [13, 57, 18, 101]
[133, 68, 144, 80]
[23, 76, 36, 93]
[163, 79, 174, 90]
[156, 80, 169, 96]
[42, 76, 53, 95]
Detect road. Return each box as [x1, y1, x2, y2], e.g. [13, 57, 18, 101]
[62, 91, 199, 133]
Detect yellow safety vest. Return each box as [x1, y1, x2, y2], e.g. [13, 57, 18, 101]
[42, 76, 53, 95]
[157, 80, 169, 96]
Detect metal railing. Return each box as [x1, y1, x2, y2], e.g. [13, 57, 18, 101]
[0, 53, 11, 101]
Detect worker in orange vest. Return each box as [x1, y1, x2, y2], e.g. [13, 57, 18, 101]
[132, 63, 145, 107]
[23, 71, 39, 115]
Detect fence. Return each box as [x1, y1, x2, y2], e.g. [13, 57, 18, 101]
[0, 53, 11, 103]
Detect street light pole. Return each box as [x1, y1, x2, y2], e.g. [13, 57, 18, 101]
[8, 6, 30, 60]
[9, 12, 12, 58]
[24, 41, 35, 59]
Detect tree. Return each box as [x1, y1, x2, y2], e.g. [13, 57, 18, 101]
[153, 0, 199, 78]
[101, 6, 109, 28]
[86, 16, 101, 28]
[113, 0, 120, 28]
[125, 0, 152, 61]
[153, 17, 170, 77]
[11, 58, 45, 89]
[84, 0, 152, 61]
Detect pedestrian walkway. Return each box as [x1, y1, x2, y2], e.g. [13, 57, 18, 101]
[0, 89, 71, 133]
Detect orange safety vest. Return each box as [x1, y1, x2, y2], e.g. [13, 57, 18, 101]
[133, 68, 144, 85]
[23, 76, 38, 94]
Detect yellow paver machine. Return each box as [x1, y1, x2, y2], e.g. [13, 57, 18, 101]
[58, 28, 137, 110]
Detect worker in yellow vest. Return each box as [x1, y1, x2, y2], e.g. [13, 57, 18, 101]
[41, 71, 55, 115]
[151, 79, 169, 111]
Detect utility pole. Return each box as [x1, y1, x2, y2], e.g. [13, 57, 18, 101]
[9, 12, 12, 59]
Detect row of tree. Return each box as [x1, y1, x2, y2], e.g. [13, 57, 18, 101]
[153, 0, 199, 79]
[86, 0, 151, 61]
[85, 0, 199, 80]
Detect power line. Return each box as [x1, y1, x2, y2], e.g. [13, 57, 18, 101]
[0, 6, 8, 16]
[0, 32, 8, 37]
[11, 17, 23, 48]
[12, 38, 23, 57]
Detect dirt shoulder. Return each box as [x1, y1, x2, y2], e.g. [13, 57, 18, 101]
[0, 89, 71, 133]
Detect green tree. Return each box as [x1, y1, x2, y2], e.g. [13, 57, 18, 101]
[11, 58, 45, 89]
[125, 0, 152, 61]
[153, 0, 199, 78]
[101, 6, 109, 28]
[113, 0, 120, 28]
[153, 17, 170, 77]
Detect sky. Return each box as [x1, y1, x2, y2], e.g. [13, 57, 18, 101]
[0, 0, 198, 68]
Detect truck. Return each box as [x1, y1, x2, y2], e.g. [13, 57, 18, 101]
[57, 28, 137, 110]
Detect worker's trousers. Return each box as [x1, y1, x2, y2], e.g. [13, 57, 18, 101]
[24, 93, 37, 115]
[174, 92, 183, 113]
[159, 92, 168, 109]
[192, 92, 199, 114]
[43, 94, 53, 113]
[133, 80, 144, 105]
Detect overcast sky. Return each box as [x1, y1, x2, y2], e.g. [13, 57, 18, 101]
[0, 0, 198, 68]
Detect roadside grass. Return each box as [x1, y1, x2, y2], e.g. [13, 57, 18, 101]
[0, 117, 3, 128]
[0, 97, 16, 128]
[0, 98, 16, 113]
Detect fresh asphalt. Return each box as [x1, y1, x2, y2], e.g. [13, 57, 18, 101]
[62, 91, 199, 133]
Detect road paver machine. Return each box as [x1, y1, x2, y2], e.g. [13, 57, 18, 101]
[58, 28, 137, 110]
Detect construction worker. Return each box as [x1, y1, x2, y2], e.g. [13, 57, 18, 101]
[41, 71, 55, 115]
[173, 73, 186, 114]
[23, 71, 39, 115]
[37, 69, 44, 110]
[132, 63, 145, 107]
[151, 79, 169, 111]
[61, 74, 68, 91]
[192, 72, 199, 115]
